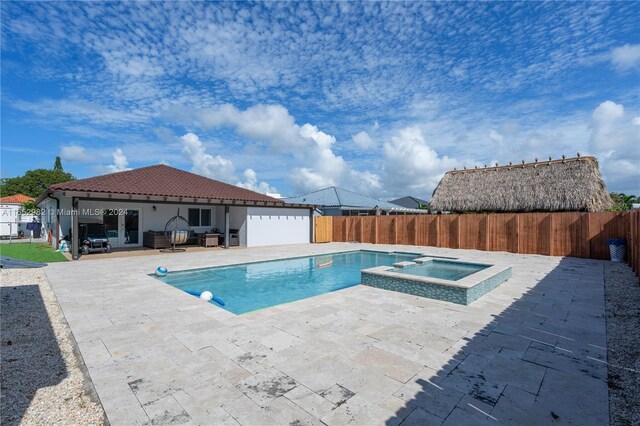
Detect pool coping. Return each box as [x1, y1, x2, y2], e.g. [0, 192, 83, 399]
[150, 248, 425, 276]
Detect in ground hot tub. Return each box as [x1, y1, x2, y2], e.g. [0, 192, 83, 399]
[361, 257, 511, 305]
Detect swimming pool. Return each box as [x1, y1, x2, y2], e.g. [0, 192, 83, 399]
[154, 250, 420, 314]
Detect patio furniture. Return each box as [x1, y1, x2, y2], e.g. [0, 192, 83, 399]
[229, 229, 240, 246]
[199, 233, 220, 247]
[143, 231, 194, 248]
[162, 209, 191, 253]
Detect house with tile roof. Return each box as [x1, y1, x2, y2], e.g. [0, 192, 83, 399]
[0, 194, 36, 238]
[35, 165, 314, 258]
[283, 186, 431, 216]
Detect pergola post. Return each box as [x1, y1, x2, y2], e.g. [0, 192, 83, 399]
[224, 205, 230, 249]
[72, 198, 79, 260]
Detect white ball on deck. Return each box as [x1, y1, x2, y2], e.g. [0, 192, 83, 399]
[155, 267, 168, 277]
[200, 291, 213, 301]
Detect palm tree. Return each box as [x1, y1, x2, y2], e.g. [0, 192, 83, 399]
[610, 193, 639, 211]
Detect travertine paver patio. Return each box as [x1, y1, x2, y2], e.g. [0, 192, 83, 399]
[44, 243, 609, 425]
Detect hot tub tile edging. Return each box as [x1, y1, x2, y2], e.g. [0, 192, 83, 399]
[361, 265, 512, 305]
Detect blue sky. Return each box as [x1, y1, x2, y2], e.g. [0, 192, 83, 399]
[1, 1, 639, 198]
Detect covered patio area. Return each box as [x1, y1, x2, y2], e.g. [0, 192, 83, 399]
[35, 165, 313, 259]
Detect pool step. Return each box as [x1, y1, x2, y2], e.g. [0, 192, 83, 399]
[393, 261, 416, 268]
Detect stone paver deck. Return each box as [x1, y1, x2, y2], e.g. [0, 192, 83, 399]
[44, 243, 609, 425]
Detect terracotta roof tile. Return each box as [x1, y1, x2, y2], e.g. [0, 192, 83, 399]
[47, 165, 283, 204]
[0, 194, 35, 204]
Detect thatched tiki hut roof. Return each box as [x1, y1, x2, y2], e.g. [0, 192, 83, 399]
[430, 156, 612, 212]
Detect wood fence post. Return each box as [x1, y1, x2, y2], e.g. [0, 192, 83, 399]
[485, 214, 490, 251]
[394, 217, 398, 245]
[374, 217, 378, 244]
[359, 218, 364, 243]
[549, 213, 555, 256]
[585, 213, 591, 259]
[516, 214, 522, 254]
[344, 218, 348, 242]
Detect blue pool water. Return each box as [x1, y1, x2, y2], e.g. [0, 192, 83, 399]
[397, 260, 489, 281]
[154, 250, 420, 314]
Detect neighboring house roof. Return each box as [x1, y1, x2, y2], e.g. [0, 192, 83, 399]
[430, 156, 612, 212]
[0, 194, 34, 204]
[390, 196, 430, 209]
[284, 186, 429, 213]
[38, 165, 284, 205]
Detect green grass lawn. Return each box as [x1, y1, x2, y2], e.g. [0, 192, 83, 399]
[0, 242, 67, 263]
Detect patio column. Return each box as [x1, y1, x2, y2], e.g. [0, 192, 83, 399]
[72, 197, 79, 260]
[224, 205, 230, 249]
[309, 208, 314, 243]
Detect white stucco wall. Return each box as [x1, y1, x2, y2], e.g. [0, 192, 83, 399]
[246, 207, 310, 247]
[0, 202, 42, 238]
[0, 204, 20, 237]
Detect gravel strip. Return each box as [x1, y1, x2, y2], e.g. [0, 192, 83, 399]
[604, 262, 640, 426]
[1, 268, 106, 426]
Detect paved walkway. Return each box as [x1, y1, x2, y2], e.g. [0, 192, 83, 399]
[44, 243, 609, 425]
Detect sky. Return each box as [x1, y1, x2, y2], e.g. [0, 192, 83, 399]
[1, 1, 639, 199]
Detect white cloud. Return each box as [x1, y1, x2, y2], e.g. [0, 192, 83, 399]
[589, 100, 626, 152]
[288, 168, 334, 193]
[180, 133, 235, 182]
[60, 145, 93, 162]
[348, 170, 382, 195]
[106, 148, 130, 172]
[236, 168, 278, 194]
[352, 131, 376, 150]
[194, 104, 304, 152]
[182, 103, 381, 195]
[610, 44, 640, 72]
[12, 98, 148, 125]
[289, 123, 347, 191]
[488, 129, 504, 143]
[382, 126, 457, 196]
[104, 56, 163, 77]
[290, 123, 383, 194]
[179, 132, 281, 193]
[92, 148, 131, 174]
[588, 101, 640, 193]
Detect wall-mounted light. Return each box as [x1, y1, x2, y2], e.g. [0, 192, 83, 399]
[152, 205, 157, 211]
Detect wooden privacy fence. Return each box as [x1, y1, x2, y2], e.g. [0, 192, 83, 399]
[315, 211, 640, 276]
[314, 216, 333, 243]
